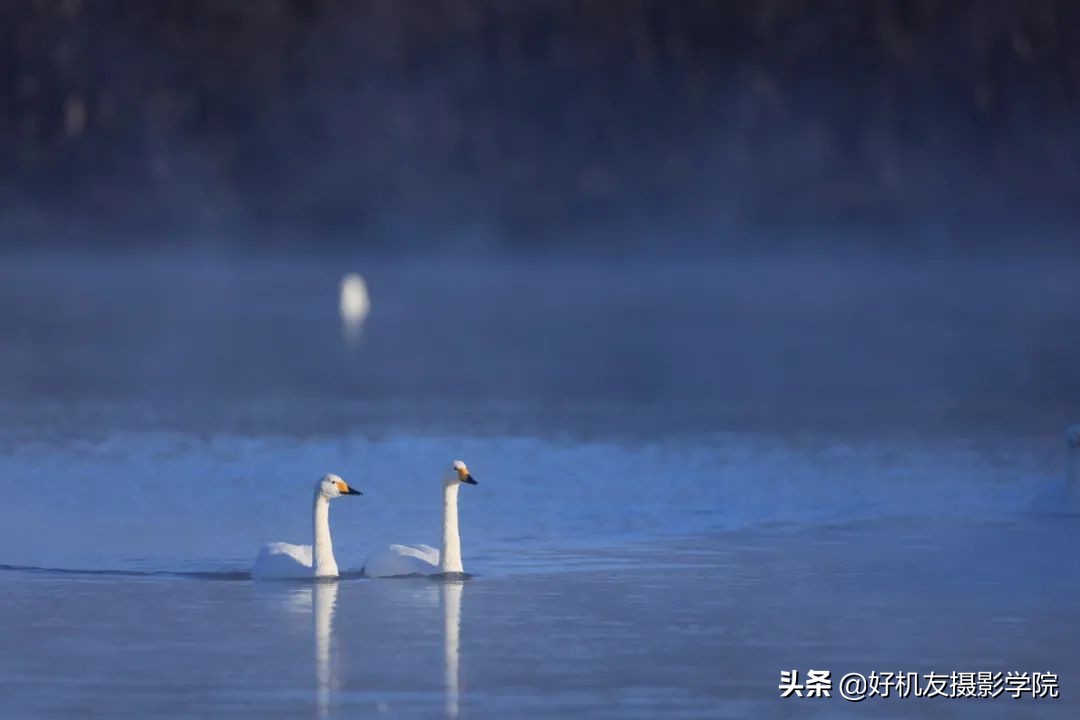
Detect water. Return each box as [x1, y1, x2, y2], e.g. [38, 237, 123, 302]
[1, 427, 1077, 718]
[1, 253, 1079, 717]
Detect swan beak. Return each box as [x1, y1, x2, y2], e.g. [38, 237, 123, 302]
[336, 479, 362, 496]
[461, 474, 478, 485]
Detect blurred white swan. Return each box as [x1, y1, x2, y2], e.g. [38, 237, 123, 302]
[363, 460, 478, 577]
[339, 273, 370, 346]
[252, 474, 362, 579]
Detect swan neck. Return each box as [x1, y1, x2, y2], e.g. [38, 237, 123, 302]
[441, 483, 463, 574]
[312, 494, 338, 577]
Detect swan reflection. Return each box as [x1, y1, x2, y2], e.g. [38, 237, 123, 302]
[443, 580, 464, 719]
[314, 580, 339, 718]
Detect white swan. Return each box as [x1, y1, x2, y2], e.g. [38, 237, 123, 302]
[339, 273, 370, 346]
[252, 474, 362, 579]
[363, 460, 478, 577]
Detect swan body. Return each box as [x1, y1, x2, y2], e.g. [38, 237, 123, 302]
[363, 543, 441, 577]
[364, 460, 478, 577]
[254, 542, 315, 579]
[339, 273, 371, 346]
[252, 474, 362, 580]
[339, 273, 370, 325]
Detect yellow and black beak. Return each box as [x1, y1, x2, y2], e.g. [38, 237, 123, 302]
[337, 480, 362, 496]
[456, 466, 478, 485]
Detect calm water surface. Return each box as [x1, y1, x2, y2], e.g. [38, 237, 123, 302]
[1, 429, 1078, 719]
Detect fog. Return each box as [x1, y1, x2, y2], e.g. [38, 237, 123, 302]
[1, 2, 1078, 433]
[0, 249, 1076, 440]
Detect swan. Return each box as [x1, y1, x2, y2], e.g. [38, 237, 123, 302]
[252, 474, 362, 580]
[363, 460, 478, 577]
[339, 273, 370, 346]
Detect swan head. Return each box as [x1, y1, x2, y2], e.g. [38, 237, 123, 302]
[1067, 425, 1080, 449]
[444, 460, 478, 487]
[316, 473, 362, 499]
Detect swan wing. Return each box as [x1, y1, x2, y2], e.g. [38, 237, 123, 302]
[363, 543, 440, 577]
[253, 542, 313, 579]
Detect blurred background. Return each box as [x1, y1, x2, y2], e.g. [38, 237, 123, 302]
[0, 0, 1078, 434]
[3, 0, 1079, 249]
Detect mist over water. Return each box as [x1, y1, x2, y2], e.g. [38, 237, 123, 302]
[1, 249, 1077, 439]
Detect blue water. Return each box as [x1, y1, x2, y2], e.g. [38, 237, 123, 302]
[0, 429, 1065, 574]
[1, 254, 1079, 717]
[2, 424, 1078, 718]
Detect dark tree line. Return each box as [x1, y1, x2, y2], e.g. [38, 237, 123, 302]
[2, 0, 1079, 249]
